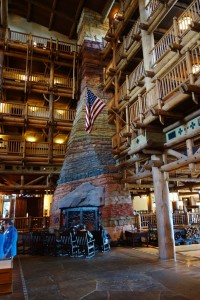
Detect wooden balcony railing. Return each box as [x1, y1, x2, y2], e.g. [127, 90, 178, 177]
[128, 60, 145, 90]
[0, 140, 66, 157]
[2, 213, 200, 232]
[7, 29, 77, 53]
[0, 102, 76, 121]
[159, 55, 188, 100]
[13, 217, 50, 231]
[115, 40, 126, 65]
[150, 0, 200, 66]
[30, 73, 50, 85]
[139, 212, 200, 228]
[129, 85, 158, 124]
[3, 67, 74, 88]
[177, 0, 200, 38]
[145, 0, 161, 20]
[129, 99, 140, 124]
[125, 18, 141, 51]
[128, 43, 200, 123]
[0, 102, 25, 115]
[104, 20, 141, 85]
[150, 25, 177, 66]
[118, 78, 129, 102]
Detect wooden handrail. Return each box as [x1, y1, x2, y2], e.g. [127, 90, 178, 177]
[0, 140, 67, 156]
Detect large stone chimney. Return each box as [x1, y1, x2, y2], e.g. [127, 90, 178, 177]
[50, 9, 134, 241]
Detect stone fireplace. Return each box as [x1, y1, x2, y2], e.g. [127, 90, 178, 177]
[59, 182, 104, 230]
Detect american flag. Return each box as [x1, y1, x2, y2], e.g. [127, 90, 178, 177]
[85, 88, 106, 133]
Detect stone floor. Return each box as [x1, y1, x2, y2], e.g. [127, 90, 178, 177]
[2, 244, 200, 300]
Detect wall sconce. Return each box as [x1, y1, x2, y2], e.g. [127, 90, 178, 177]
[55, 139, 64, 144]
[29, 106, 38, 112]
[192, 64, 200, 74]
[26, 136, 36, 142]
[21, 75, 28, 81]
[178, 16, 192, 31]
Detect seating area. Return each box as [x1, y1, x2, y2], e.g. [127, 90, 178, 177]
[17, 226, 111, 259]
[147, 225, 200, 247]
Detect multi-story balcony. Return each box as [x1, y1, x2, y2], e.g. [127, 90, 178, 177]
[108, 0, 200, 168]
[0, 140, 66, 163]
[1, 28, 78, 55]
[2, 66, 74, 97]
[0, 101, 76, 124]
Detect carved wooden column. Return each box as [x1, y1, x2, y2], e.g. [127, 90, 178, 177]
[147, 192, 153, 212]
[48, 61, 55, 163]
[152, 156, 176, 260]
[138, 0, 155, 91]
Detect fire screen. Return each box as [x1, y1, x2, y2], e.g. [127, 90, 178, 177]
[65, 207, 99, 231]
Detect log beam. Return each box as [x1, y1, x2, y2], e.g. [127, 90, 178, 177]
[169, 42, 183, 52]
[161, 149, 200, 172]
[180, 83, 200, 94]
[121, 170, 152, 183]
[189, 21, 200, 32]
[0, 185, 51, 191]
[143, 159, 163, 170]
[150, 108, 183, 118]
[117, 154, 147, 168]
[168, 177, 200, 182]
[166, 149, 187, 160]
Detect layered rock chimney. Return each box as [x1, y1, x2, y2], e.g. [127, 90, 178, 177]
[50, 9, 134, 241]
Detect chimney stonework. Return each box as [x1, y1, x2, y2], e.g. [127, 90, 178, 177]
[50, 35, 135, 242]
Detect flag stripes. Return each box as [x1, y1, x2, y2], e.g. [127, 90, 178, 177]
[85, 88, 106, 133]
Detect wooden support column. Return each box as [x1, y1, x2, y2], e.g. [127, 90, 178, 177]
[113, 42, 120, 149]
[186, 138, 195, 172]
[48, 61, 55, 163]
[147, 192, 153, 212]
[0, 23, 5, 96]
[138, 0, 155, 91]
[151, 156, 176, 260]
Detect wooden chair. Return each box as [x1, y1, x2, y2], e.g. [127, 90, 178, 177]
[76, 230, 95, 258]
[30, 232, 44, 255]
[59, 231, 78, 257]
[92, 231, 110, 253]
[43, 233, 57, 256]
[17, 231, 31, 255]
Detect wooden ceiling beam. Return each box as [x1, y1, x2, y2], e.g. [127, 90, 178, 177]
[122, 170, 152, 183]
[150, 108, 183, 118]
[167, 149, 187, 160]
[0, 185, 51, 191]
[24, 0, 74, 22]
[26, 1, 32, 22]
[26, 176, 46, 185]
[69, 0, 86, 39]
[161, 149, 200, 172]
[168, 177, 200, 183]
[48, 0, 57, 31]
